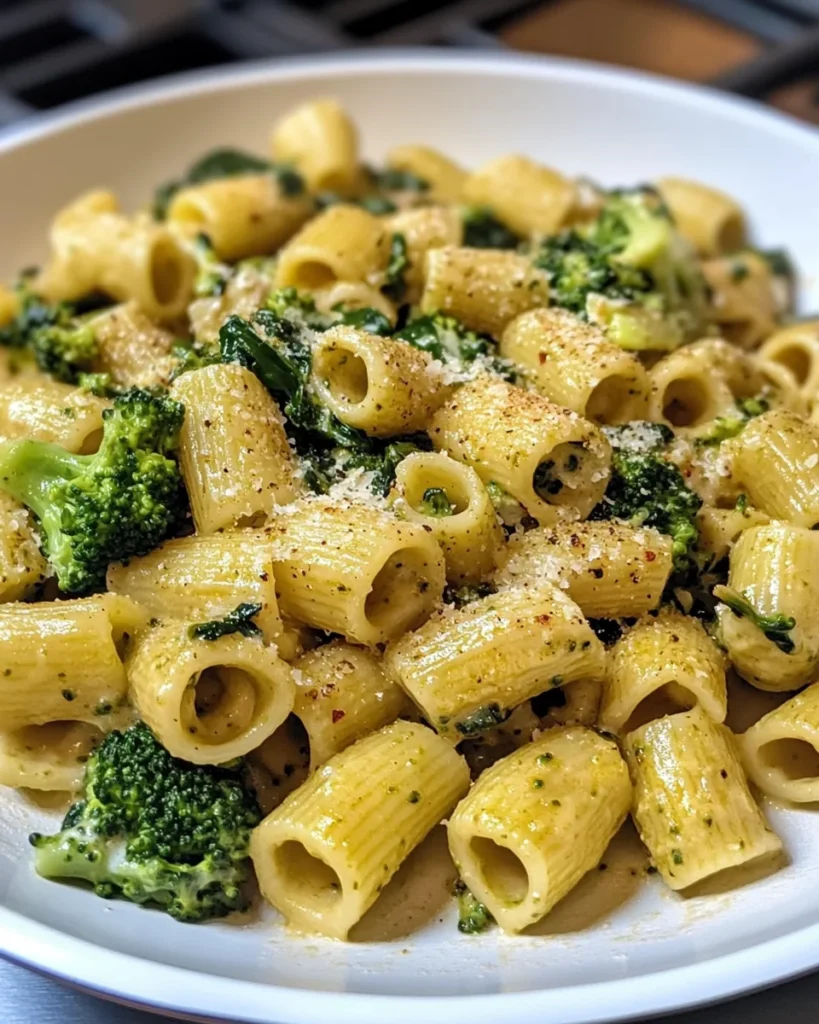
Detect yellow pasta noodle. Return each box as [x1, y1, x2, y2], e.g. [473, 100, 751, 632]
[291, 641, 411, 770]
[383, 206, 462, 303]
[729, 410, 819, 528]
[393, 451, 503, 584]
[624, 707, 782, 890]
[171, 363, 301, 533]
[0, 722, 104, 792]
[385, 145, 467, 203]
[463, 155, 576, 237]
[127, 621, 295, 765]
[715, 522, 819, 691]
[657, 178, 746, 256]
[88, 301, 177, 389]
[741, 682, 819, 803]
[599, 611, 727, 734]
[250, 720, 469, 939]
[274, 205, 388, 290]
[106, 532, 282, 643]
[384, 583, 605, 739]
[39, 190, 194, 320]
[271, 99, 359, 194]
[268, 500, 445, 645]
[311, 326, 447, 436]
[0, 490, 48, 601]
[759, 321, 819, 404]
[448, 727, 631, 932]
[648, 343, 737, 428]
[702, 252, 778, 349]
[0, 378, 109, 452]
[0, 597, 129, 729]
[421, 246, 550, 338]
[501, 308, 651, 423]
[429, 375, 611, 524]
[496, 520, 673, 619]
[168, 174, 312, 262]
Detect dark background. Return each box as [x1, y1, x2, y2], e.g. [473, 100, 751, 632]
[1, 0, 819, 130]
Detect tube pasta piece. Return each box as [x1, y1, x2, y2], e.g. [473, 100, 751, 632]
[383, 206, 462, 304]
[0, 490, 49, 602]
[292, 641, 411, 771]
[715, 522, 819, 692]
[393, 451, 503, 584]
[88, 301, 177, 389]
[168, 174, 312, 262]
[702, 252, 778, 350]
[496, 520, 673, 619]
[500, 308, 650, 423]
[421, 246, 550, 338]
[384, 583, 605, 739]
[270, 99, 359, 195]
[696, 504, 770, 567]
[38, 190, 194, 320]
[430, 375, 611, 524]
[648, 344, 737, 429]
[250, 719, 469, 939]
[657, 178, 746, 257]
[0, 597, 129, 730]
[0, 722, 104, 792]
[729, 410, 819, 528]
[624, 707, 782, 890]
[106, 532, 282, 643]
[312, 281, 396, 325]
[311, 326, 447, 436]
[448, 727, 631, 933]
[599, 611, 727, 734]
[0, 378, 109, 453]
[385, 145, 467, 203]
[759, 321, 819, 404]
[741, 682, 819, 803]
[127, 621, 294, 765]
[187, 264, 273, 346]
[463, 155, 576, 237]
[268, 501, 445, 645]
[171, 363, 301, 533]
[274, 205, 388, 290]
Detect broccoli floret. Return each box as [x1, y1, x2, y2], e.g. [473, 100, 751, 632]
[29, 723, 260, 922]
[0, 283, 103, 383]
[265, 288, 392, 337]
[395, 311, 513, 379]
[418, 487, 454, 517]
[189, 602, 263, 641]
[454, 880, 494, 934]
[342, 435, 432, 496]
[535, 186, 709, 351]
[461, 207, 521, 250]
[591, 423, 702, 573]
[714, 585, 796, 654]
[169, 339, 221, 382]
[455, 703, 509, 737]
[0, 388, 187, 593]
[694, 396, 769, 447]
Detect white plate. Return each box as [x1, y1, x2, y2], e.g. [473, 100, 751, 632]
[2, 49, 819, 1024]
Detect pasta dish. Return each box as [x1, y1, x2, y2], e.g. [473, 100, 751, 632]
[0, 98, 816, 940]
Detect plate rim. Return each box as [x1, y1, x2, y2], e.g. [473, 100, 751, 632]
[2, 47, 819, 1024]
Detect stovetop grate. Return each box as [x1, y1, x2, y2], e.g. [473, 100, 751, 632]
[0, 0, 817, 129]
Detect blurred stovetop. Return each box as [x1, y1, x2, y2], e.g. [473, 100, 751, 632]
[0, 0, 819, 126]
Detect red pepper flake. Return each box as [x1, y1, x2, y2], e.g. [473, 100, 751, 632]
[535, 614, 551, 625]
[645, 550, 656, 562]
[332, 709, 346, 724]
[538, 351, 547, 364]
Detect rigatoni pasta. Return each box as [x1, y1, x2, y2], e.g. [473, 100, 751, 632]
[741, 682, 819, 802]
[624, 707, 782, 890]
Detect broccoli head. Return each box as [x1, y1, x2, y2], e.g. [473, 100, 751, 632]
[0, 283, 101, 383]
[535, 186, 709, 351]
[395, 311, 513, 379]
[591, 422, 702, 572]
[29, 723, 261, 922]
[694, 395, 769, 447]
[0, 388, 187, 593]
